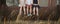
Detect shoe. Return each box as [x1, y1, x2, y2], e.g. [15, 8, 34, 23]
[27, 14, 32, 16]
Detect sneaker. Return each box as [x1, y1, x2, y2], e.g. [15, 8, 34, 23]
[27, 14, 32, 16]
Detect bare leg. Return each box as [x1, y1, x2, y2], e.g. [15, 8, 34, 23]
[36, 7, 39, 16]
[16, 6, 22, 22]
[20, 6, 22, 15]
[27, 6, 29, 15]
[4, 17, 6, 24]
[23, 6, 26, 15]
[33, 7, 36, 15]
[30, 5, 32, 16]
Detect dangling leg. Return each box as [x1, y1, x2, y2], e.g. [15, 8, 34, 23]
[27, 6, 29, 16]
[36, 7, 38, 16]
[16, 6, 22, 22]
[30, 5, 32, 16]
[20, 6, 22, 15]
[23, 6, 26, 15]
[36, 7, 39, 20]
[33, 7, 36, 15]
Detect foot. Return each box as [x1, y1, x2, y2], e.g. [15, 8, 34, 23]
[27, 14, 32, 16]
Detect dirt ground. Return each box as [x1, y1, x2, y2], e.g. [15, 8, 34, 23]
[0, 19, 60, 24]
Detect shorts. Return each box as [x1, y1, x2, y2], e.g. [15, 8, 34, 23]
[25, 4, 32, 8]
[32, 4, 40, 8]
[18, 4, 25, 7]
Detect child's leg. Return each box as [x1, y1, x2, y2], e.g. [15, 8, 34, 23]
[33, 7, 36, 15]
[20, 6, 22, 15]
[36, 7, 38, 16]
[27, 5, 29, 15]
[16, 6, 22, 22]
[30, 5, 32, 15]
[23, 6, 26, 15]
